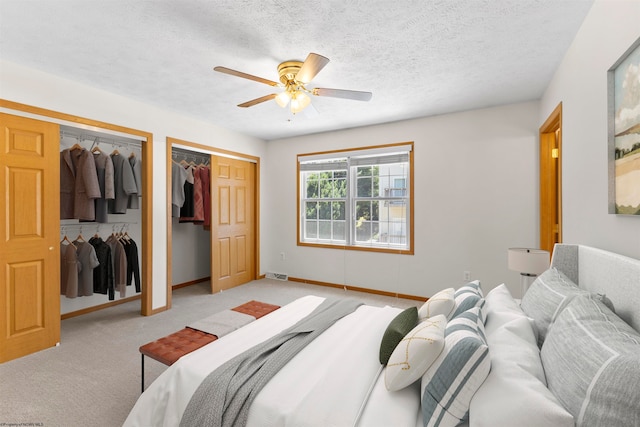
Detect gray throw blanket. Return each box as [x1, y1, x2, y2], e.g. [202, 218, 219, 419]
[180, 298, 363, 427]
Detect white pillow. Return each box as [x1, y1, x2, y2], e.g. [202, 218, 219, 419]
[385, 314, 446, 391]
[484, 284, 533, 338]
[470, 284, 573, 427]
[418, 288, 455, 321]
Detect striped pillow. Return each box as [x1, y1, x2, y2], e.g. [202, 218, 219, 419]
[450, 280, 484, 319]
[421, 307, 490, 426]
[541, 295, 640, 426]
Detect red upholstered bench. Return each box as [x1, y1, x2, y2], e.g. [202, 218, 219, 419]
[232, 300, 280, 319]
[139, 300, 280, 392]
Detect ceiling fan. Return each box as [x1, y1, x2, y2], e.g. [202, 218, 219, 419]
[213, 53, 372, 114]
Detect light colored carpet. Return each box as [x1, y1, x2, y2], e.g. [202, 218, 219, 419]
[0, 279, 421, 427]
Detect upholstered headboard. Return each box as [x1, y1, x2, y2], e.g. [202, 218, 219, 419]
[551, 244, 640, 333]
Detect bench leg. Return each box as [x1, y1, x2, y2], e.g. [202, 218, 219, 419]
[141, 354, 144, 394]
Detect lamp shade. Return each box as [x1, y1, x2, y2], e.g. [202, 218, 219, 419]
[508, 248, 550, 275]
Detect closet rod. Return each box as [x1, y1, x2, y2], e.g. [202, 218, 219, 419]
[172, 147, 210, 165]
[60, 129, 143, 150]
[60, 222, 138, 228]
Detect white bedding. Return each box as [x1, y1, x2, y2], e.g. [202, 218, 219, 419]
[124, 296, 421, 427]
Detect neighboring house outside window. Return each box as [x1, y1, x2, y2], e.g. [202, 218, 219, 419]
[297, 142, 413, 254]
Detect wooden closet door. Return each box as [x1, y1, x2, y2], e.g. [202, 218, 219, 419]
[0, 113, 60, 363]
[211, 156, 255, 292]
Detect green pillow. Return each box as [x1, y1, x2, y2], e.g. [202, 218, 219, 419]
[379, 306, 418, 365]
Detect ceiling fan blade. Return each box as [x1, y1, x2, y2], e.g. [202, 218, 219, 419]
[302, 101, 319, 118]
[295, 53, 330, 83]
[237, 94, 277, 108]
[213, 66, 279, 87]
[313, 87, 373, 102]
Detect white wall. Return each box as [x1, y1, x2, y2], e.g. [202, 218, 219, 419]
[171, 221, 211, 285]
[0, 60, 267, 310]
[540, 0, 640, 259]
[264, 101, 541, 298]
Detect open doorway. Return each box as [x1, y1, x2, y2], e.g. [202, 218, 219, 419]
[539, 103, 562, 254]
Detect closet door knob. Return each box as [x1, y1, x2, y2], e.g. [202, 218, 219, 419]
[49, 246, 54, 251]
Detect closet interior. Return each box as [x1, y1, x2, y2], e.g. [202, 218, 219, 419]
[170, 146, 212, 287]
[60, 125, 143, 316]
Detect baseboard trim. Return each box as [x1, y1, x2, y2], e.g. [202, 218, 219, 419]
[172, 277, 211, 290]
[61, 294, 142, 320]
[285, 276, 427, 302]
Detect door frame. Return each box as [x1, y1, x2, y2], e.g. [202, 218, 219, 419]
[165, 137, 260, 308]
[539, 102, 562, 254]
[0, 99, 155, 316]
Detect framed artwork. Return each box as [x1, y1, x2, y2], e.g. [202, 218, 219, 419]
[609, 36, 640, 215]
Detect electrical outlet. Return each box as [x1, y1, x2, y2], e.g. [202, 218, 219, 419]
[463, 271, 471, 281]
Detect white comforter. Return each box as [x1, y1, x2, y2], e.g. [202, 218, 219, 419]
[124, 296, 421, 427]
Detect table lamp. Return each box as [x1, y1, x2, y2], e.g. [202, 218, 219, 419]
[508, 248, 550, 297]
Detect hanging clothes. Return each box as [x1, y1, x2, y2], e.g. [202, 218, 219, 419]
[109, 152, 137, 214]
[128, 154, 142, 209]
[171, 160, 188, 217]
[201, 165, 211, 228]
[179, 164, 195, 218]
[60, 147, 101, 221]
[60, 241, 81, 298]
[73, 240, 100, 297]
[106, 234, 128, 298]
[89, 236, 115, 300]
[180, 165, 204, 223]
[122, 237, 141, 293]
[91, 149, 115, 223]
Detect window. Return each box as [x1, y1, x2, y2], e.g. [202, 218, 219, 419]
[298, 143, 413, 254]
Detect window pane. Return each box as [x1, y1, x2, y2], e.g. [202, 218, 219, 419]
[371, 221, 380, 242]
[318, 178, 331, 198]
[355, 220, 371, 242]
[333, 177, 346, 198]
[318, 201, 331, 220]
[305, 220, 317, 239]
[358, 166, 372, 176]
[357, 176, 372, 197]
[332, 201, 345, 220]
[306, 174, 318, 198]
[355, 200, 371, 221]
[371, 200, 379, 221]
[333, 221, 345, 241]
[318, 221, 331, 240]
[305, 201, 317, 220]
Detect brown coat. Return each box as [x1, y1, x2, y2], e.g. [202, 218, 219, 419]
[60, 147, 101, 220]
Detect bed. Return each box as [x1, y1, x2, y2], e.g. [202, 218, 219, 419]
[124, 244, 640, 427]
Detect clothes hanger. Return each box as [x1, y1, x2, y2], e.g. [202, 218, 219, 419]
[70, 143, 84, 151]
[129, 152, 136, 159]
[60, 235, 77, 249]
[75, 233, 86, 243]
[91, 145, 103, 154]
[111, 149, 120, 156]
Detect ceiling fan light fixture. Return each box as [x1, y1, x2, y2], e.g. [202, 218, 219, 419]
[290, 91, 311, 114]
[275, 91, 291, 108]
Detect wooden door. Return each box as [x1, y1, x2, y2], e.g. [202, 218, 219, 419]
[540, 103, 562, 254]
[0, 113, 60, 363]
[211, 156, 255, 292]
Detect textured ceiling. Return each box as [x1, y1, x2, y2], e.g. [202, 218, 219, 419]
[0, 0, 594, 141]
